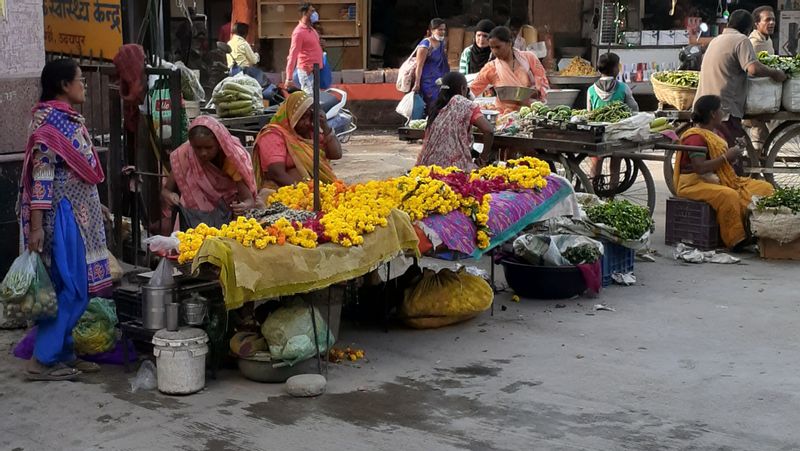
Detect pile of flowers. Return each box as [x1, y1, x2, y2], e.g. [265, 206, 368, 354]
[177, 158, 551, 262]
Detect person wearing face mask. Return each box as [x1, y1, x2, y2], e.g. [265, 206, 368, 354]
[459, 20, 495, 75]
[416, 72, 495, 171]
[470, 26, 548, 113]
[286, 3, 323, 95]
[413, 18, 450, 116]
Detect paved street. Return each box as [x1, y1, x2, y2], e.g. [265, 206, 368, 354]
[2, 133, 799, 451]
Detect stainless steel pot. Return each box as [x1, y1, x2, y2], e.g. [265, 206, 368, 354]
[141, 285, 174, 330]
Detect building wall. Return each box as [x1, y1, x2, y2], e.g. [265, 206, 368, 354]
[0, 0, 46, 155]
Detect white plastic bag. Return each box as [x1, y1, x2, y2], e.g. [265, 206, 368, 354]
[144, 232, 180, 254]
[604, 112, 655, 142]
[782, 78, 800, 112]
[396, 92, 424, 121]
[746, 77, 782, 115]
[130, 360, 158, 393]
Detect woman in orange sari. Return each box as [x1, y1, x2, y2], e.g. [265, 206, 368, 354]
[676, 95, 773, 250]
[161, 116, 258, 229]
[253, 91, 342, 197]
[470, 26, 548, 113]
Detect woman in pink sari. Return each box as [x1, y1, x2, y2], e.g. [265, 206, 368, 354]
[470, 26, 548, 113]
[161, 116, 258, 229]
[416, 72, 495, 171]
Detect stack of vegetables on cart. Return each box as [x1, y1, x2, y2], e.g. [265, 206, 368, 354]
[212, 74, 264, 118]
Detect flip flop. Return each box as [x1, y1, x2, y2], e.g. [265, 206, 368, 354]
[26, 364, 81, 381]
[66, 359, 101, 373]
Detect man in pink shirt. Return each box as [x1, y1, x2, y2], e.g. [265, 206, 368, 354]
[286, 3, 323, 94]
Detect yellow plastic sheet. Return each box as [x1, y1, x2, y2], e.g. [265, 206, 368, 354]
[193, 209, 420, 310]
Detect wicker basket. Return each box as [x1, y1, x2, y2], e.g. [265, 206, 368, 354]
[650, 72, 698, 111]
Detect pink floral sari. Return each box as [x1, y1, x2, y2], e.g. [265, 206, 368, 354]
[416, 95, 479, 172]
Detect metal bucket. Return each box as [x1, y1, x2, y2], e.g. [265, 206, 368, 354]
[183, 301, 207, 326]
[141, 286, 174, 330]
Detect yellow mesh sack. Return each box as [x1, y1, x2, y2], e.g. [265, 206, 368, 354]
[402, 267, 493, 329]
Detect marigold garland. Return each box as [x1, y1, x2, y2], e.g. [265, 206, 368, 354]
[177, 160, 550, 262]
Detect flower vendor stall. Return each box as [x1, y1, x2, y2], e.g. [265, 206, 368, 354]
[177, 157, 579, 310]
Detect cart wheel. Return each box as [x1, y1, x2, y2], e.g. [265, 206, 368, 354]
[662, 122, 692, 197]
[663, 149, 677, 196]
[550, 158, 594, 194]
[764, 122, 800, 189]
[583, 159, 655, 214]
[579, 157, 638, 196]
[759, 120, 799, 163]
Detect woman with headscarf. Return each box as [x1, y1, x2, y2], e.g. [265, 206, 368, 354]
[470, 26, 548, 113]
[253, 91, 342, 195]
[20, 59, 111, 380]
[161, 115, 258, 228]
[459, 20, 495, 75]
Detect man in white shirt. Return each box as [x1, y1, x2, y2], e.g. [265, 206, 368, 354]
[745, 6, 777, 151]
[749, 6, 776, 55]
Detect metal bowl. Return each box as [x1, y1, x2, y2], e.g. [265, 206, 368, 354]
[237, 352, 318, 383]
[494, 86, 536, 102]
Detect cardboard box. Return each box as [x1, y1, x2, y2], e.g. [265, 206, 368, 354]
[659, 30, 675, 46]
[341, 69, 364, 84]
[641, 30, 659, 46]
[622, 32, 641, 46]
[383, 68, 399, 84]
[364, 70, 384, 84]
[759, 238, 800, 260]
[674, 30, 690, 46]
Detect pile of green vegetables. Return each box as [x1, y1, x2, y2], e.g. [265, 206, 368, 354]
[586, 200, 654, 240]
[757, 51, 800, 77]
[563, 244, 602, 265]
[408, 119, 427, 129]
[585, 101, 632, 123]
[212, 75, 263, 118]
[653, 70, 699, 88]
[756, 187, 800, 214]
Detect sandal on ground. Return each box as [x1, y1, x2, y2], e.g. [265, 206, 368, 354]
[26, 363, 81, 381]
[66, 359, 101, 373]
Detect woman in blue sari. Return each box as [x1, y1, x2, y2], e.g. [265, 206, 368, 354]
[412, 18, 450, 116]
[19, 59, 112, 380]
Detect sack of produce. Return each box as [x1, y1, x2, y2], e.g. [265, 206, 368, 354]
[73, 297, 118, 356]
[211, 73, 263, 118]
[0, 251, 58, 324]
[229, 331, 267, 357]
[401, 267, 492, 329]
[750, 188, 800, 244]
[746, 77, 782, 115]
[782, 78, 800, 112]
[174, 61, 206, 102]
[261, 297, 334, 366]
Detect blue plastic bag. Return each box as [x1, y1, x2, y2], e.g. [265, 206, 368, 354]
[292, 53, 332, 89]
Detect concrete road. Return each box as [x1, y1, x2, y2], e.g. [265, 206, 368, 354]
[1, 137, 799, 451]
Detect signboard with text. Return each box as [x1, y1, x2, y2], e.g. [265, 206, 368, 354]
[43, 0, 123, 59]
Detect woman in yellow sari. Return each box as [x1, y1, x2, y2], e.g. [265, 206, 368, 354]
[676, 95, 774, 249]
[253, 91, 342, 196]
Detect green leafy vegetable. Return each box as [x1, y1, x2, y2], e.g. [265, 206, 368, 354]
[653, 70, 699, 88]
[756, 187, 800, 214]
[586, 200, 654, 240]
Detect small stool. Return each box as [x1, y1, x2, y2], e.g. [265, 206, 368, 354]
[665, 197, 722, 250]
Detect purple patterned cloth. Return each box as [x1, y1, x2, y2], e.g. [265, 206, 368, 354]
[419, 175, 568, 257]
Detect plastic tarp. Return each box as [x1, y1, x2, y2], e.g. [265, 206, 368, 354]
[192, 209, 420, 309]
